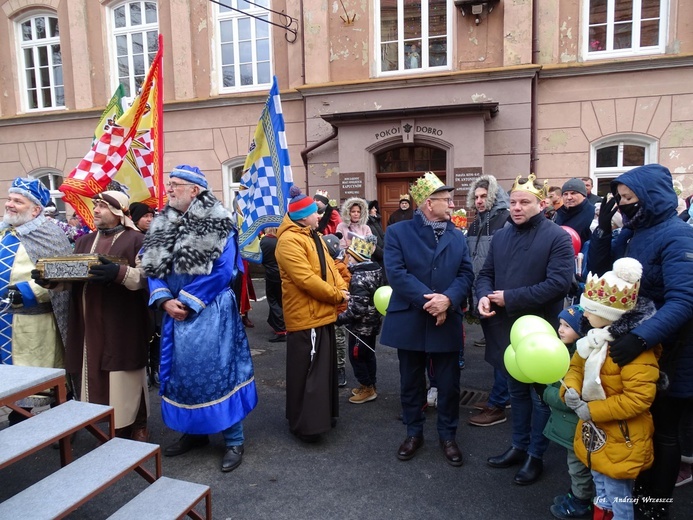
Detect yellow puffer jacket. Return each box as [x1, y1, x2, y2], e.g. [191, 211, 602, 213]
[563, 348, 659, 480]
[275, 214, 347, 331]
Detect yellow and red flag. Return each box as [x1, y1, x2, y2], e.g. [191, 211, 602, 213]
[60, 34, 165, 228]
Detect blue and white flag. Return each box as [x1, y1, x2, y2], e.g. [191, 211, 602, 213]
[237, 76, 293, 261]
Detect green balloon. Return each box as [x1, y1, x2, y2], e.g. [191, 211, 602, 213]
[515, 332, 571, 384]
[510, 315, 556, 350]
[374, 285, 392, 316]
[503, 344, 534, 384]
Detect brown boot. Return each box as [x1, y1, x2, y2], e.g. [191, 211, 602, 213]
[131, 426, 149, 442]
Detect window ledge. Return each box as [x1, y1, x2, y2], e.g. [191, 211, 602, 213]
[540, 53, 693, 78]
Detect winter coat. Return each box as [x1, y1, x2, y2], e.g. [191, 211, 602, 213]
[336, 260, 383, 336]
[381, 212, 474, 353]
[334, 258, 351, 313]
[336, 197, 372, 249]
[543, 341, 580, 450]
[476, 212, 574, 368]
[555, 198, 595, 247]
[588, 164, 693, 398]
[275, 214, 348, 332]
[387, 207, 414, 226]
[367, 214, 386, 263]
[563, 300, 659, 480]
[317, 205, 342, 236]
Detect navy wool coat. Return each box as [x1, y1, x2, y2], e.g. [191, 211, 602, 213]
[475, 212, 574, 368]
[381, 213, 474, 353]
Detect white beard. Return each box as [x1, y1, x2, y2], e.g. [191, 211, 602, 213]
[3, 210, 34, 227]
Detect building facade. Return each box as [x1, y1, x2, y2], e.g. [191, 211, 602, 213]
[0, 1, 691, 223]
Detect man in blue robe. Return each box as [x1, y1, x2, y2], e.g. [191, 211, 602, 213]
[142, 165, 257, 473]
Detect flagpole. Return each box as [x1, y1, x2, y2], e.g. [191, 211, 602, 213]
[155, 33, 165, 210]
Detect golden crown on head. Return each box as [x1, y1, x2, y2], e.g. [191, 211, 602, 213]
[583, 274, 639, 313]
[510, 173, 549, 200]
[399, 193, 411, 202]
[348, 234, 376, 260]
[315, 189, 329, 198]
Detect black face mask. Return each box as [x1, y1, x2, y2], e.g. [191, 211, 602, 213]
[618, 202, 640, 220]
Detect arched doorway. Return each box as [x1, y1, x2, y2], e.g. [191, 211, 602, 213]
[375, 144, 446, 228]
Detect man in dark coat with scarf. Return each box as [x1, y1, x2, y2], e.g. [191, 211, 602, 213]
[588, 163, 693, 517]
[476, 174, 573, 486]
[554, 178, 595, 246]
[142, 165, 258, 473]
[381, 172, 474, 467]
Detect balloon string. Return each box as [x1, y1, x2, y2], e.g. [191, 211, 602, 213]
[560, 378, 569, 390]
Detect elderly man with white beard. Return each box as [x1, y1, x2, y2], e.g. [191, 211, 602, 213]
[0, 178, 71, 422]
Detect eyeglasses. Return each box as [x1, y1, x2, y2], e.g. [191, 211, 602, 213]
[429, 197, 454, 205]
[166, 182, 195, 189]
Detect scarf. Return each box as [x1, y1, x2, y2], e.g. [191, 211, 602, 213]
[141, 191, 234, 278]
[417, 209, 448, 242]
[576, 328, 613, 401]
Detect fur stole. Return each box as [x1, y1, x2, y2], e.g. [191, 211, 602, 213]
[141, 191, 234, 278]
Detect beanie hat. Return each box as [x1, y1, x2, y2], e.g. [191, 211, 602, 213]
[562, 178, 587, 197]
[558, 305, 585, 337]
[347, 234, 377, 262]
[129, 202, 155, 224]
[580, 257, 642, 322]
[322, 234, 342, 259]
[368, 200, 379, 212]
[170, 164, 208, 189]
[313, 189, 330, 205]
[9, 177, 51, 208]
[288, 185, 318, 221]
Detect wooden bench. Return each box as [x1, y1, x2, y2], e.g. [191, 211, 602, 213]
[0, 399, 113, 469]
[107, 476, 212, 520]
[0, 437, 161, 520]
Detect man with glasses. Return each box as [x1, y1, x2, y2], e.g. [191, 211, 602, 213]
[142, 165, 257, 473]
[381, 172, 474, 467]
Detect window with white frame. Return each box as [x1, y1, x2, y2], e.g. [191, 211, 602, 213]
[590, 135, 657, 195]
[18, 14, 64, 111]
[584, 0, 667, 59]
[222, 159, 246, 213]
[111, 1, 159, 97]
[218, 1, 272, 92]
[376, 0, 451, 75]
[33, 170, 66, 216]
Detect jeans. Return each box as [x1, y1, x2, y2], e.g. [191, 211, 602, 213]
[507, 376, 551, 459]
[487, 366, 510, 409]
[592, 470, 634, 520]
[348, 333, 377, 387]
[222, 421, 244, 448]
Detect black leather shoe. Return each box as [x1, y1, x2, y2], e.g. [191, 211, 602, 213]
[397, 436, 424, 461]
[268, 334, 286, 343]
[487, 447, 527, 468]
[440, 440, 463, 467]
[164, 434, 209, 457]
[513, 455, 543, 485]
[221, 445, 244, 472]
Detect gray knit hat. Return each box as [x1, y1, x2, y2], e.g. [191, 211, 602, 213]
[562, 178, 587, 197]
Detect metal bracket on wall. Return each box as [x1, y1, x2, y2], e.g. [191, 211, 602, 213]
[210, 0, 298, 43]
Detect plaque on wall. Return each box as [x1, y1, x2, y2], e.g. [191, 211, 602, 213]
[340, 172, 366, 200]
[453, 167, 483, 208]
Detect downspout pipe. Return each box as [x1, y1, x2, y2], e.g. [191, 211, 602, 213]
[530, 0, 539, 171]
[300, 125, 339, 185]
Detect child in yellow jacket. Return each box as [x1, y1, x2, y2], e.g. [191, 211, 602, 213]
[562, 258, 659, 520]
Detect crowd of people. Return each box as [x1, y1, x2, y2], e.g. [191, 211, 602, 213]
[2, 164, 692, 519]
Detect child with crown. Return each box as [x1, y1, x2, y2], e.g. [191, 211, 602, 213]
[561, 257, 660, 520]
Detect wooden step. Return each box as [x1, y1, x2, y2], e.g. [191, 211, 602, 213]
[0, 437, 160, 520]
[0, 400, 113, 469]
[107, 476, 211, 520]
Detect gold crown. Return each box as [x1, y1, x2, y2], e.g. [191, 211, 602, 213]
[348, 234, 376, 261]
[399, 193, 410, 202]
[510, 173, 548, 200]
[410, 172, 449, 205]
[315, 189, 329, 198]
[583, 274, 639, 313]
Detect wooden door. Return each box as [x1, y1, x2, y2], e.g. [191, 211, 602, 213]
[378, 178, 417, 230]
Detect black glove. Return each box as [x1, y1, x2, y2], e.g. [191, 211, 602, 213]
[609, 333, 647, 366]
[31, 269, 53, 288]
[5, 285, 23, 305]
[598, 195, 618, 233]
[88, 256, 120, 284]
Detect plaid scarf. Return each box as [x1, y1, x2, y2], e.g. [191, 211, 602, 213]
[416, 209, 448, 242]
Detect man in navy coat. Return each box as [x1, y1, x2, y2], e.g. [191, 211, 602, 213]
[476, 174, 574, 486]
[381, 172, 474, 467]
